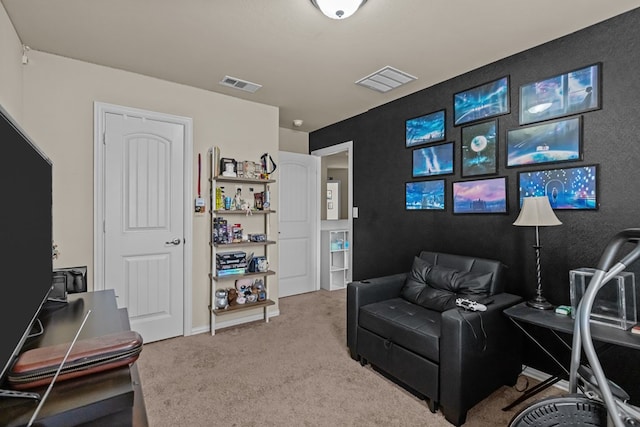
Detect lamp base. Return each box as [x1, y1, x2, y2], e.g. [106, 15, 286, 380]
[526, 296, 554, 310]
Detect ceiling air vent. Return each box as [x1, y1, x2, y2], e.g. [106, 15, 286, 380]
[355, 66, 417, 93]
[219, 75, 262, 93]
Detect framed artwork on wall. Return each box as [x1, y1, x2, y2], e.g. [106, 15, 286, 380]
[406, 109, 446, 147]
[506, 116, 582, 168]
[452, 176, 508, 214]
[406, 180, 445, 210]
[518, 164, 598, 210]
[453, 76, 510, 126]
[412, 141, 454, 178]
[519, 63, 601, 125]
[461, 120, 497, 177]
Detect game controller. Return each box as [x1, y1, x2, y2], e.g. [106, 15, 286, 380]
[455, 298, 487, 312]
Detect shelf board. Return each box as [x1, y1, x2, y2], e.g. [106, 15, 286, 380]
[211, 270, 276, 281]
[212, 299, 275, 316]
[213, 209, 275, 215]
[212, 240, 276, 248]
[211, 176, 275, 184]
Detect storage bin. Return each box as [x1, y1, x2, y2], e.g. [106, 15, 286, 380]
[569, 267, 637, 330]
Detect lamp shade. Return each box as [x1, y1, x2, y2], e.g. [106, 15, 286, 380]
[310, 0, 367, 19]
[513, 196, 562, 227]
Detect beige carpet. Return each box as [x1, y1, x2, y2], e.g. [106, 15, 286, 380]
[136, 289, 561, 426]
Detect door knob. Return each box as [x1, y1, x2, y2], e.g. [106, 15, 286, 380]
[166, 238, 181, 245]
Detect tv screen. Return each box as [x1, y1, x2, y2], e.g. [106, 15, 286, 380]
[0, 105, 53, 385]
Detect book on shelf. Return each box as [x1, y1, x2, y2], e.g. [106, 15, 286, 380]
[216, 267, 246, 276]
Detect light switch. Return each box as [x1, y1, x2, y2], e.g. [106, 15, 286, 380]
[352, 206, 359, 218]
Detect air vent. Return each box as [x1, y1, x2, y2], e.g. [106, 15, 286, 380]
[355, 66, 417, 93]
[219, 75, 262, 93]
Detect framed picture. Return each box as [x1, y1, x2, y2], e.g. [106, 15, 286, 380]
[412, 141, 454, 178]
[452, 176, 508, 214]
[461, 120, 497, 177]
[518, 164, 598, 210]
[406, 180, 445, 210]
[506, 116, 582, 168]
[519, 63, 601, 125]
[453, 76, 510, 126]
[406, 110, 446, 147]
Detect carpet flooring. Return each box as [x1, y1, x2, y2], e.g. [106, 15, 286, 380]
[136, 289, 561, 426]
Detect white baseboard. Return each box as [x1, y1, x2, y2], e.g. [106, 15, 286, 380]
[522, 366, 569, 392]
[189, 308, 281, 335]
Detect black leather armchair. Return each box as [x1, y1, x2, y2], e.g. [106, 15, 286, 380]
[347, 251, 522, 426]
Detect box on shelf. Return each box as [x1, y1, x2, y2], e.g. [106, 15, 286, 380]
[569, 267, 637, 330]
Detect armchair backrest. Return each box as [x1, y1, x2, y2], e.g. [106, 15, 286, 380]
[418, 251, 505, 295]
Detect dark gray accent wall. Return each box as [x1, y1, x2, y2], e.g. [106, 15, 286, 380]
[310, 8, 640, 398]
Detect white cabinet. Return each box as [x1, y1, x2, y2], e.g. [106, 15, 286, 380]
[321, 230, 350, 290]
[209, 171, 276, 335]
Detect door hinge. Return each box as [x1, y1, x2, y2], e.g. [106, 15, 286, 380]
[102, 131, 106, 144]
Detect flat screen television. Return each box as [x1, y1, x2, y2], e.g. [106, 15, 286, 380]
[0, 105, 53, 389]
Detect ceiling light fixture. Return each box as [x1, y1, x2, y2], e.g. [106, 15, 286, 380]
[310, 0, 367, 20]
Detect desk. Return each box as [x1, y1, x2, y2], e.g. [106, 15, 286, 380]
[503, 302, 640, 410]
[0, 290, 148, 426]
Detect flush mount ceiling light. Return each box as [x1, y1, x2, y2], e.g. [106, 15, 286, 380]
[310, 0, 367, 20]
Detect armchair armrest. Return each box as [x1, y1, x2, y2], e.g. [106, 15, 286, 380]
[346, 273, 407, 360]
[439, 292, 523, 425]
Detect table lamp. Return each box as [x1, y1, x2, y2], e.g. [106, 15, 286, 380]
[513, 196, 562, 310]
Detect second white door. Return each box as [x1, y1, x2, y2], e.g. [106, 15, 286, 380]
[278, 151, 319, 297]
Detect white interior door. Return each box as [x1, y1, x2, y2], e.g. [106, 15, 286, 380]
[278, 151, 319, 297]
[103, 112, 185, 343]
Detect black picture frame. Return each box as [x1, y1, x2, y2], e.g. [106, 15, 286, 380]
[461, 120, 497, 177]
[412, 141, 454, 178]
[506, 116, 582, 168]
[452, 176, 508, 214]
[518, 164, 598, 210]
[519, 63, 601, 125]
[405, 109, 446, 147]
[405, 180, 446, 211]
[453, 76, 510, 126]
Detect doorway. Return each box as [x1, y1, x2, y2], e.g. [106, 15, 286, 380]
[93, 102, 193, 343]
[311, 141, 353, 286]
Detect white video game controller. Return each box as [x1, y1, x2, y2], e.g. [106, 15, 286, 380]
[455, 298, 487, 312]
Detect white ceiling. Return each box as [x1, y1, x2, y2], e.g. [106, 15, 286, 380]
[3, 0, 639, 132]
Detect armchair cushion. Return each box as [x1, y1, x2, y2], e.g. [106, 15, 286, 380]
[401, 257, 493, 312]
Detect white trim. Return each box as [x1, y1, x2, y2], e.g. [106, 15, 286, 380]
[311, 141, 354, 283]
[93, 102, 194, 337]
[193, 308, 282, 336]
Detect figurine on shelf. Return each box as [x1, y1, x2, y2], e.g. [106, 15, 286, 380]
[214, 289, 229, 310]
[253, 279, 267, 302]
[235, 278, 253, 304]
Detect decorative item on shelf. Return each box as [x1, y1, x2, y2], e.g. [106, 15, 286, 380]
[227, 288, 237, 305]
[220, 158, 236, 177]
[235, 278, 253, 305]
[253, 279, 266, 301]
[263, 185, 270, 209]
[248, 255, 268, 273]
[260, 152, 277, 180]
[254, 192, 264, 210]
[249, 233, 266, 242]
[513, 196, 562, 310]
[214, 289, 229, 310]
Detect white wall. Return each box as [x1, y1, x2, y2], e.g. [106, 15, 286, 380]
[0, 5, 24, 119]
[279, 127, 309, 154]
[0, 13, 280, 332]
